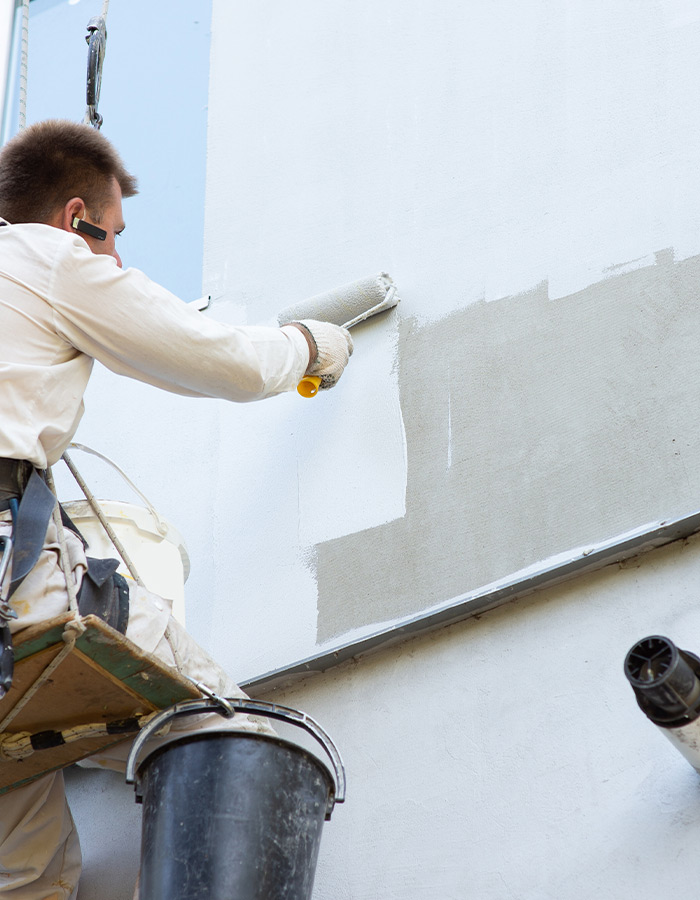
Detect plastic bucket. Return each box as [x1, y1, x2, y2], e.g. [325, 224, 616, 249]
[125, 698, 345, 900]
[62, 499, 190, 626]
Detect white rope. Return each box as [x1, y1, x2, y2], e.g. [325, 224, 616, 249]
[0, 632, 78, 733]
[60, 451, 186, 674]
[15, 0, 110, 133]
[62, 451, 145, 587]
[69, 443, 169, 536]
[0, 709, 167, 761]
[17, 0, 29, 130]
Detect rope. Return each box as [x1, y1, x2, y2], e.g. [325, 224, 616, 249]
[0, 708, 167, 761]
[69, 443, 169, 536]
[0, 631, 78, 733]
[62, 451, 145, 587]
[15, 0, 110, 132]
[17, 0, 29, 130]
[0, 453, 185, 738]
[60, 451, 186, 675]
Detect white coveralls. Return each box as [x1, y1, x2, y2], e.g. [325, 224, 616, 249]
[0, 223, 311, 898]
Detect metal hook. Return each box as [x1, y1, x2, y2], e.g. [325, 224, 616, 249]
[84, 15, 107, 129]
[0, 536, 14, 699]
[0, 534, 16, 623]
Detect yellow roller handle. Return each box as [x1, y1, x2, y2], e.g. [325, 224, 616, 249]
[297, 375, 322, 398]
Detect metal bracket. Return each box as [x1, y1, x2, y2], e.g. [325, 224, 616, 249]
[84, 16, 107, 129]
[0, 536, 14, 699]
[189, 679, 235, 718]
[0, 535, 14, 619]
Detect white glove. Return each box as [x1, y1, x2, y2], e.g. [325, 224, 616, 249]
[293, 319, 354, 390]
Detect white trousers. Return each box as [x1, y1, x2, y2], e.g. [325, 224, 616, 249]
[0, 519, 268, 899]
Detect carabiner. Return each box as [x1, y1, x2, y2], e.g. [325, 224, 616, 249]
[0, 535, 14, 699]
[85, 15, 107, 129]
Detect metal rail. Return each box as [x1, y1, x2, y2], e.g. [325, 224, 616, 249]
[241, 508, 700, 693]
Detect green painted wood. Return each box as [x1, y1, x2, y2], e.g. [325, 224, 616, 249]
[13, 618, 73, 663]
[75, 622, 199, 707]
[12, 614, 199, 709]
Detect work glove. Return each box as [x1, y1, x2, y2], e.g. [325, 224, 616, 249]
[293, 319, 354, 390]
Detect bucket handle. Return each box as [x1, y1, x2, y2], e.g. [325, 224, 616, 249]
[125, 696, 346, 819]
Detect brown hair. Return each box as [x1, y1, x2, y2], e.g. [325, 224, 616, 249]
[0, 119, 138, 224]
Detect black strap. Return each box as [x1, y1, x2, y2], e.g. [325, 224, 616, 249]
[8, 469, 57, 598]
[3, 465, 130, 632]
[77, 559, 129, 634]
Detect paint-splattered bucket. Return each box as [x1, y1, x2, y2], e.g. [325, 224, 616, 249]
[62, 499, 189, 625]
[125, 697, 345, 900]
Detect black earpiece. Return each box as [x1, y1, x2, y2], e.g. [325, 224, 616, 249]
[72, 216, 107, 242]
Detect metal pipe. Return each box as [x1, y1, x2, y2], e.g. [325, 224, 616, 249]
[625, 635, 700, 773]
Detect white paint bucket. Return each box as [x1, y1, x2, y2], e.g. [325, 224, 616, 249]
[62, 499, 190, 627]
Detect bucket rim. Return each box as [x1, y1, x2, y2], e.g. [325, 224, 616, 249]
[125, 697, 346, 819]
[135, 729, 336, 796]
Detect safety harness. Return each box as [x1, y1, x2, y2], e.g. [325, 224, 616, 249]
[0, 458, 130, 699]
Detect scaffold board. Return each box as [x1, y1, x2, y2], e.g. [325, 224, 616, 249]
[0, 613, 200, 795]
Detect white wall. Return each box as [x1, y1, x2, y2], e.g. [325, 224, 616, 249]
[260, 533, 700, 900]
[59, 0, 700, 678]
[62, 0, 700, 896]
[193, 0, 700, 675]
[70, 532, 700, 899]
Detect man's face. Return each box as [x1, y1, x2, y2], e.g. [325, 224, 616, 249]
[80, 176, 125, 268]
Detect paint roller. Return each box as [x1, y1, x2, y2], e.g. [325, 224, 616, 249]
[277, 272, 400, 397]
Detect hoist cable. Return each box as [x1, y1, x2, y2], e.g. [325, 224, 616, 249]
[15, 0, 110, 132]
[17, 0, 29, 130]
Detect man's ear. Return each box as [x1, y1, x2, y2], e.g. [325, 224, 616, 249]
[56, 197, 86, 234]
[57, 197, 107, 242]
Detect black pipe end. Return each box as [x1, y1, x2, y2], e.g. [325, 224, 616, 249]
[625, 635, 700, 727]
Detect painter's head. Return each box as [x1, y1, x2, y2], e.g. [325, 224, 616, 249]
[0, 119, 138, 226]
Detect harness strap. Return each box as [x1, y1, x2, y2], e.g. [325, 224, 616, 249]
[0, 461, 129, 632]
[8, 469, 56, 599]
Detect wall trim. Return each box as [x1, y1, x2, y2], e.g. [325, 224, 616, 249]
[242, 509, 700, 693]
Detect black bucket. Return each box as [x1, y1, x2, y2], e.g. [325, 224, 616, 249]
[125, 697, 345, 900]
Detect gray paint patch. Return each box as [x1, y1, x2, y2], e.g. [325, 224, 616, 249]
[316, 250, 700, 642]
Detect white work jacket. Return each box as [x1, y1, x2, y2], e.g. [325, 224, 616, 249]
[0, 222, 310, 468]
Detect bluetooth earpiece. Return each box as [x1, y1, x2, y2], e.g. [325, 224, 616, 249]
[72, 216, 107, 242]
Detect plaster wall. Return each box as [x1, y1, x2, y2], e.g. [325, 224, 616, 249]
[257, 533, 700, 900]
[44, 0, 700, 894]
[68, 531, 700, 899]
[48, 0, 700, 675]
[42, 0, 700, 893]
[317, 251, 700, 640]
[182, 0, 700, 676]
